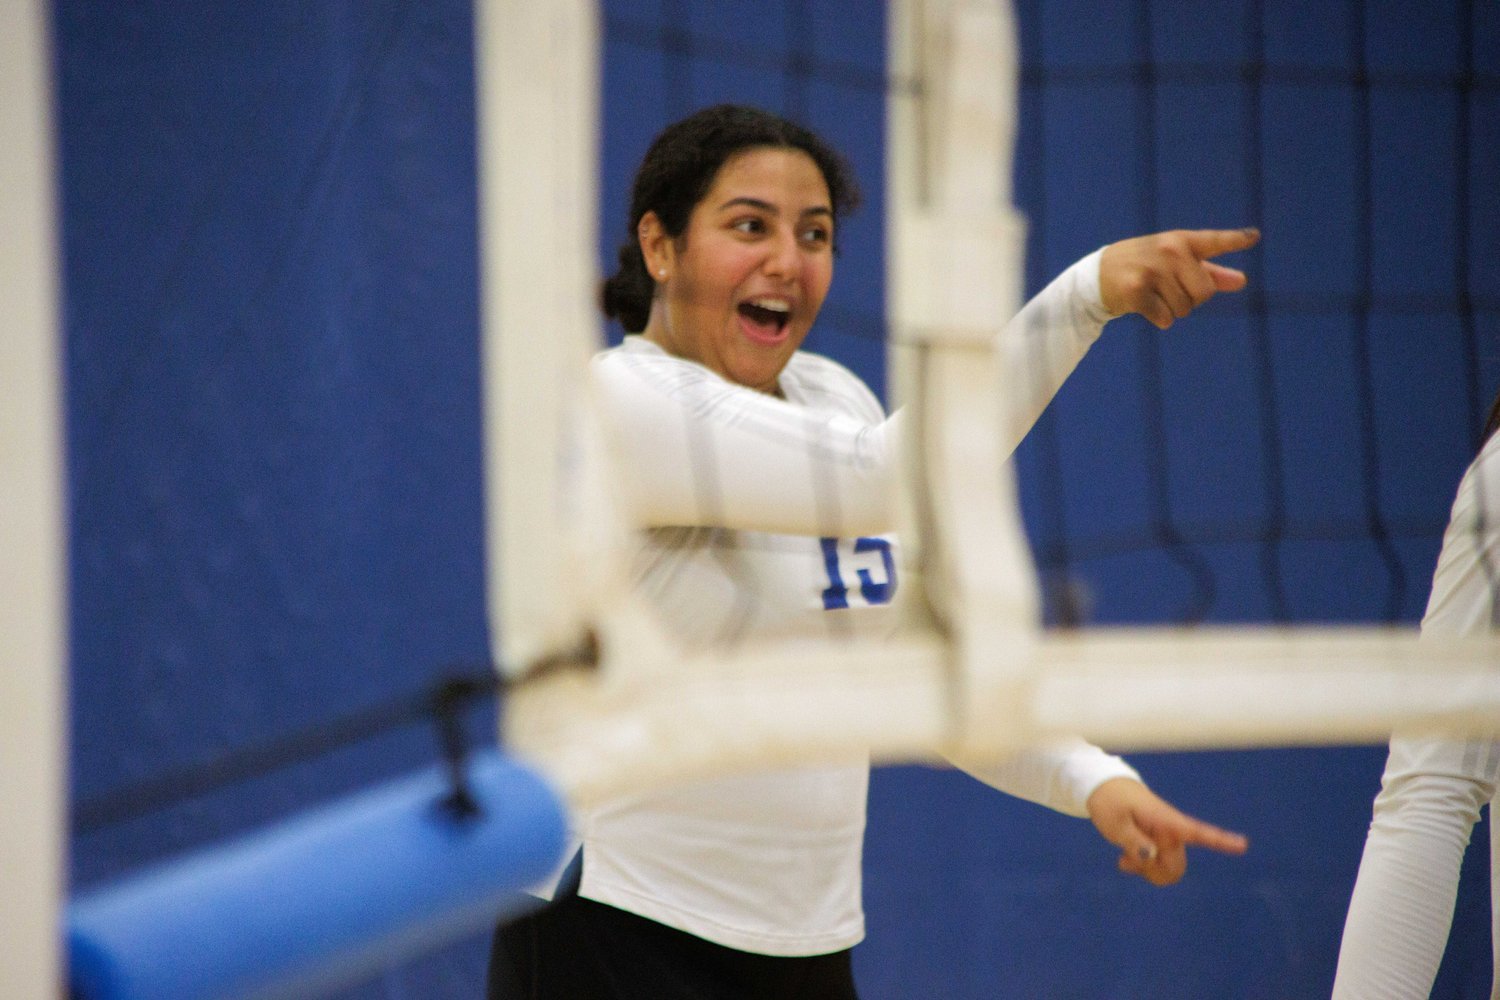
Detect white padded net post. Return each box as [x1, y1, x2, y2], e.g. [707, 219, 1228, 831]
[0, 2, 65, 997]
[477, 0, 620, 678]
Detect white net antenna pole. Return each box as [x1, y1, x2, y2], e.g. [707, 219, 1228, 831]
[0, 0, 65, 995]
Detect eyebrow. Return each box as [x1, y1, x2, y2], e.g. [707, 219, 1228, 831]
[716, 196, 833, 219]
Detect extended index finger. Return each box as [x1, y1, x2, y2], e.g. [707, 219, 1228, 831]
[1173, 815, 1249, 855]
[1183, 226, 1261, 261]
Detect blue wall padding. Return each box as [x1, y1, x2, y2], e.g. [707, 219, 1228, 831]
[67, 751, 565, 1000]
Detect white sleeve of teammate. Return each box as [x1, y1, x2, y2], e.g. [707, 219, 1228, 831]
[1332, 434, 1500, 999]
[947, 737, 1140, 818]
[1333, 737, 1500, 999]
[592, 251, 1111, 537]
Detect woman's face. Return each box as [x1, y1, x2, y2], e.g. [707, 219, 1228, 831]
[640, 147, 835, 394]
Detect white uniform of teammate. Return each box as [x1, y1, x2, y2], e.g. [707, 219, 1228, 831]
[550, 250, 1143, 956]
[1333, 427, 1500, 998]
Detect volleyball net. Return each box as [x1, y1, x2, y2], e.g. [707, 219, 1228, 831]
[487, 0, 1499, 808]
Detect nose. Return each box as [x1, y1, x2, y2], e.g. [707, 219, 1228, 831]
[762, 229, 800, 282]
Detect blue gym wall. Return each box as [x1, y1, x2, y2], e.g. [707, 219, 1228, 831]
[59, 1, 1499, 998]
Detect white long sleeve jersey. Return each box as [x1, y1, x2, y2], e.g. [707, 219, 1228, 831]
[570, 251, 1139, 957]
[1333, 428, 1500, 999]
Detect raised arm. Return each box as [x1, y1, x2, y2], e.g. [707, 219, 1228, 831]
[998, 227, 1260, 453]
[596, 228, 1260, 536]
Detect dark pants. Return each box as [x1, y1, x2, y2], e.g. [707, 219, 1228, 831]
[487, 859, 860, 1000]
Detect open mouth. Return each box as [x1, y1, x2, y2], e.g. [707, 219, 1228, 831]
[737, 298, 791, 343]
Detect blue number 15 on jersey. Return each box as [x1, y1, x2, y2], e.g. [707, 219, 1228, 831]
[819, 537, 897, 610]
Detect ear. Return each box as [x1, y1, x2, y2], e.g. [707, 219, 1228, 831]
[638, 211, 673, 282]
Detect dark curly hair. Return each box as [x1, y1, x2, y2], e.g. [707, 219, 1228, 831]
[600, 104, 862, 334]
